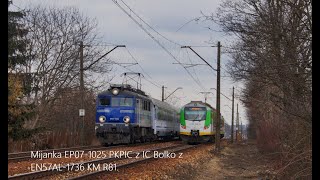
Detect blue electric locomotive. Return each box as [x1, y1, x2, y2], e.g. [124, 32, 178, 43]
[95, 84, 179, 146]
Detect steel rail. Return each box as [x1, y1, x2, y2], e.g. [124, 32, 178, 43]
[8, 143, 185, 180]
[9, 145, 102, 159]
[8, 141, 163, 162]
[68, 144, 196, 180]
[8, 145, 117, 163]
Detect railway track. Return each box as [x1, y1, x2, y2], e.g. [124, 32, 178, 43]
[8, 145, 111, 162]
[69, 144, 196, 180]
[8, 141, 164, 162]
[8, 143, 195, 180]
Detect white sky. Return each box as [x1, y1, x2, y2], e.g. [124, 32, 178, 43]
[11, 0, 248, 125]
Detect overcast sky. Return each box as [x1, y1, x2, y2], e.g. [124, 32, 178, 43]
[11, 0, 248, 126]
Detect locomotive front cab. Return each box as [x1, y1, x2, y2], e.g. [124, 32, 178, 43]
[180, 102, 214, 143]
[95, 85, 136, 145]
[96, 96, 135, 124]
[183, 107, 211, 136]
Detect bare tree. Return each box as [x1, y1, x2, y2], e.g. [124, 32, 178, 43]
[204, 0, 311, 178]
[21, 5, 114, 130]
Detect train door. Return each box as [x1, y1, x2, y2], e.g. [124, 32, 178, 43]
[135, 99, 141, 125]
[151, 104, 156, 132]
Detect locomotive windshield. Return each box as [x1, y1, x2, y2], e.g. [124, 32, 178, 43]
[99, 98, 110, 106]
[111, 97, 133, 107]
[184, 107, 206, 121]
[99, 97, 133, 106]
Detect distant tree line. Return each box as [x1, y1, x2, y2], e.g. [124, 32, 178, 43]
[8, 1, 114, 151]
[205, 0, 311, 178]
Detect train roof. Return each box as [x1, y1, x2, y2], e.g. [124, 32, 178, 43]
[182, 101, 215, 109]
[97, 84, 179, 112]
[98, 84, 150, 99]
[151, 98, 179, 112]
[182, 101, 225, 118]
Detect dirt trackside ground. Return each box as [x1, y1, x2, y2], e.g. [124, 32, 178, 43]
[168, 140, 278, 180]
[82, 140, 277, 179]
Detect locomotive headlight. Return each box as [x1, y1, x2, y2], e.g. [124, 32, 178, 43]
[123, 116, 130, 123]
[111, 88, 119, 95]
[99, 116, 106, 123]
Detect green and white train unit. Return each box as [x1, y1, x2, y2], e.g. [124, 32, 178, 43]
[179, 101, 225, 143]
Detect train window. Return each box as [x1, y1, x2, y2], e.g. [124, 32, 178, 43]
[111, 97, 133, 106]
[184, 107, 207, 121]
[121, 98, 133, 106]
[99, 98, 110, 106]
[144, 101, 146, 110]
[142, 100, 151, 111]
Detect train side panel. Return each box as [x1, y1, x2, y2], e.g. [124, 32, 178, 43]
[136, 98, 152, 128]
[151, 98, 179, 139]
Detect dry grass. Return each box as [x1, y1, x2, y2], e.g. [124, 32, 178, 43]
[8, 131, 97, 153]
